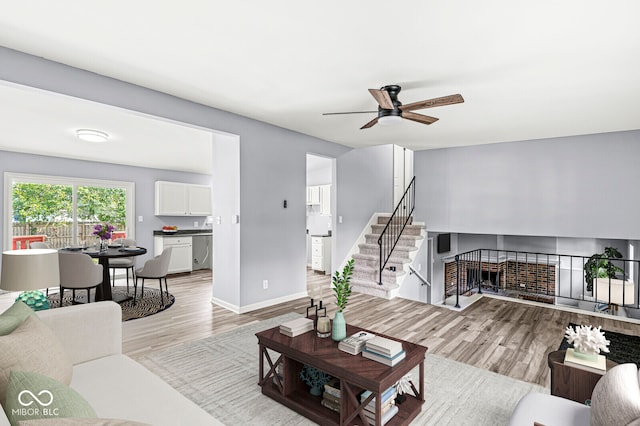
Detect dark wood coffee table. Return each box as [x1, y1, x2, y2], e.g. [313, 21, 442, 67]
[256, 322, 427, 426]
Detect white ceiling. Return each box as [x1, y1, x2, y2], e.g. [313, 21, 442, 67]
[0, 0, 639, 162]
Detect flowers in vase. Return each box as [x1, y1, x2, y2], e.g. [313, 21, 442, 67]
[564, 324, 610, 355]
[93, 223, 115, 240]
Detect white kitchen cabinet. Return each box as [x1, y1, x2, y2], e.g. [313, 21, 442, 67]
[154, 235, 193, 274]
[311, 236, 331, 275]
[319, 184, 331, 216]
[306, 186, 320, 205]
[155, 181, 212, 216]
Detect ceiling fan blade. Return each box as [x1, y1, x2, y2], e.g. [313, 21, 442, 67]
[322, 110, 377, 116]
[400, 94, 464, 112]
[360, 117, 379, 129]
[368, 89, 394, 109]
[402, 111, 439, 125]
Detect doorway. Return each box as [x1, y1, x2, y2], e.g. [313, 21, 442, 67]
[306, 154, 335, 297]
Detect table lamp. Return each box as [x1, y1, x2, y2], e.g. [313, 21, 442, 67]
[0, 249, 60, 311]
[595, 277, 635, 315]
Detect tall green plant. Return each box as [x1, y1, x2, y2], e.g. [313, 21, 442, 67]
[332, 259, 354, 312]
[584, 247, 624, 292]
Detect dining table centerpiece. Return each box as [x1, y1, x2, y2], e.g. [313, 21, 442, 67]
[93, 223, 115, 251]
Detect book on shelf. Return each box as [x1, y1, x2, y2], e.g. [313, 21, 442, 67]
[360, 387, 397, 406]
[324, 377, 341, 399]
[321, 398, 341, 413]
[364, 336, 404, 357]
[363, 404, 399, 426]
[362, 347, 406, 367]
[279, 317, 314, 337]
[322, 391, 340, 405]
[363, 393, 396, 415]
[338, 331, 377, 355]
[564, 348, 607, 374]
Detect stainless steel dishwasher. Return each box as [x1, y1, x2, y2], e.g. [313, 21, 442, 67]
[192, 234, 212, 270]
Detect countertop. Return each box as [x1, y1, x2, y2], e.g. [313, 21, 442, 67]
[153, 229, 213, 236]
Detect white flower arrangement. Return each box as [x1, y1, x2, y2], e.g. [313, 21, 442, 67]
[565, 325, 610, 355]
[395, 373, 414, 395]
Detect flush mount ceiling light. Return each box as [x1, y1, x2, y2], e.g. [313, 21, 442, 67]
[76, 129, 110, 143]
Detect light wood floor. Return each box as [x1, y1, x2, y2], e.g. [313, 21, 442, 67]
[3, 269, 639, 388]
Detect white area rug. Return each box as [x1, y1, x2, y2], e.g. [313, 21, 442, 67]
[138, 313, 546, 425]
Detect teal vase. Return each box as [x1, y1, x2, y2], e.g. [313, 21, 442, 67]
[332, 311, 346, 342]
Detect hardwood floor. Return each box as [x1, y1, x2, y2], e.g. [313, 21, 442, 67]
[2, 268, 639, 389]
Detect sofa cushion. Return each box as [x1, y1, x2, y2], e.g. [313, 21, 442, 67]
[591, 363, 640, 426]
[70, 354, 220, 425]
[4, 371, 96, 425]
[0, 317, 73, 405]
[0, 302, 34, 336]
[508, 392, 590, 426]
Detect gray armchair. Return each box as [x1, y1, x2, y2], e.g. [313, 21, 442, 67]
[58, 251, 103, 306]
[134, 247, 172, 306]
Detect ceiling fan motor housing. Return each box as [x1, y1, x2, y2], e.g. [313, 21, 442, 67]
[379, 85, 403, 117]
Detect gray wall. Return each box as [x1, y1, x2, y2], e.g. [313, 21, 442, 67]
[415, 130, 640, 239]
[334, 145, 395, 269]
[0, 46, 353, 311]
[0, 150, 211, 265]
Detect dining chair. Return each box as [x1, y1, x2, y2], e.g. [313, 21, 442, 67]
[110, 238, 137, 292]
[134, 247, 172, 306]
[30, 241, 50, 249]
[30, 241, 53, 295]
[58, 251, 103, 306]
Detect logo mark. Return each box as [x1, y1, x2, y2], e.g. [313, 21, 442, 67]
[18, 390, 53, 407]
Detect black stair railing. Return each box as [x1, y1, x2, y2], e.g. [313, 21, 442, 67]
[377, 177, 416, 285]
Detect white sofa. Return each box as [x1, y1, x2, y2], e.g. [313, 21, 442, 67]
[0, 301, 221, 426]
[510, 363, 640, 426]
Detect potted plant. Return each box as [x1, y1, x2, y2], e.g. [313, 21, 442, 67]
[584, 247, 624, 293]
[331, 259, 354, 341]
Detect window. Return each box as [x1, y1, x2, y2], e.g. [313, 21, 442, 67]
[4, 173, 135, 250]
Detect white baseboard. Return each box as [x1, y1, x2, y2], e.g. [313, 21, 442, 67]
[211, 291, 309, 314]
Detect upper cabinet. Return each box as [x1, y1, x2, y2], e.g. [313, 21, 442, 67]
[155, 181, 212, 216]
[307, 184, 331, 215]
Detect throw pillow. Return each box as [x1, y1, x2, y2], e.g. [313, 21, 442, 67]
[5, 370, 96, 425]
[590, 363, 640, 426]
[0, 301, 35, 336]
[0, 316, 73, 406]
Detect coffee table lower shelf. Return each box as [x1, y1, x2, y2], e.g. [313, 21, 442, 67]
[261, 380, 422, 426]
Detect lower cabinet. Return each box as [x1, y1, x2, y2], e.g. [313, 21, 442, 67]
[311, 236, 331, 274]
[154, 236, 193, 274]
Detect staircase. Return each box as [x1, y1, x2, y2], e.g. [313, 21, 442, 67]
[351, 214, 426, 299]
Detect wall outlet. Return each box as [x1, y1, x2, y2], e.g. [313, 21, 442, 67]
[194, 221, 198, 227]
[263, 280, 268, 290]
[418, 263, 422, 271]
[138, 215, 143, 222]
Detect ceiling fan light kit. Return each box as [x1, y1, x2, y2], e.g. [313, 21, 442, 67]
[76, 129, 110, 143]
[324, 84, 464, 130]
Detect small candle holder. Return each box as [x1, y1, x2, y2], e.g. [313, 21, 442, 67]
[316, 316, 331, 338]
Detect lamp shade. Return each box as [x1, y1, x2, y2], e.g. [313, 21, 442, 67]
[0, 249, 60, 292]
[595, 278, 635, 305]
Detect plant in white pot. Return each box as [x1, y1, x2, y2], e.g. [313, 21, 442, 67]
[331, 259, 354, 341]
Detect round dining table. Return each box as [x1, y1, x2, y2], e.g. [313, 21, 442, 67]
[70, 246, 147, 303]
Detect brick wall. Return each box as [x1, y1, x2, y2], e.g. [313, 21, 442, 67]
[444, 259, 556, 304]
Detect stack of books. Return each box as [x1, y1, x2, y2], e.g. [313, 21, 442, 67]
[362, 336, 406, 367]
[322, 377, 341, 413]
[279, 317, 314, 337]
[360, 387, 399, 425]
[338, 331, 376, 355]
[564, 348, 607, 374]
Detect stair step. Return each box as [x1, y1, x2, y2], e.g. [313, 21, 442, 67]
[371, 223, 424, 236]
[377, 215, 414, 225]
[364, 234, 423, 247]
[350, 278, 399, 299]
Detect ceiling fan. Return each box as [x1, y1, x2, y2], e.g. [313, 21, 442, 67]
[323, 85, 464, 129]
